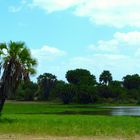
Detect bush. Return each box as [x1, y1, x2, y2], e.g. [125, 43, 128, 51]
[76, 85, 97, 104]
[52, 82, 76, 104]
[16, 81, 38, 101]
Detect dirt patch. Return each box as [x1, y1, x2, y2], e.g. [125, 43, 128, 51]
[0, 135, 138, 140]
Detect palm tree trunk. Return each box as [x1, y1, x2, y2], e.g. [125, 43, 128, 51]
[0, 98, 5, 113]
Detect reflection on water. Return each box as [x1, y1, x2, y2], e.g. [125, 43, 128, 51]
[103, 106, 140, 116]
[61, 106, 140, 116]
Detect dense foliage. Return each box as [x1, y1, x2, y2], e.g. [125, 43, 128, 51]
[66, 69, 96, 85]
[36, 73, 57, 100]
[12, 68, 140, 104]
[0, 41, 37, 113]
[15, 81, 38, 101]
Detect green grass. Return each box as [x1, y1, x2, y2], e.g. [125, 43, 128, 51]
[2, 101, 110, 114]
[0, 101, 140, 138]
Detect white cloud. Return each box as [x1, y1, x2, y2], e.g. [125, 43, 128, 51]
[89, 40, 118, 53]
[9, 6, 22, 13]
[31, 0, 140, 28]
[69, 54, 129, 71]
[42, 52, 140, 81]
[64, 52, 140, 81]
[32, 32, 140, 81]
[31, 45, 67, 80]
[89, 31, 140, 54]
[74, 0, 140, 28]
[69, 31, 140, 80]
[31, 0, 82, 13]
[8, 0, 27, 13]
[114, 32, 140, 45]
[31, 45, 66, 61]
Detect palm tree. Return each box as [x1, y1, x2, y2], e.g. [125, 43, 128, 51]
[37, 73, 57, 100]
[0, 41, 37, 113]
[99, 70, 112, 85]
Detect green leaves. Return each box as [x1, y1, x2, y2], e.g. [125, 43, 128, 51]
[0, 43, 7, 56]
[99, 70, 113, 85]
[0, 41, 37, 99]
[66, 69, 96, 85]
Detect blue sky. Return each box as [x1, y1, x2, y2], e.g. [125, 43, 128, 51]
[1, 0, 140, 81]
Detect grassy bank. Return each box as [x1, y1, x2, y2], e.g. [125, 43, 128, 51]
[0, 102, 140, 138]
[2, 101, 110, 114]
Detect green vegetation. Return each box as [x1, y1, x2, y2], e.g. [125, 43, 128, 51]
[99, 70, 112, 85]
[1, 41, 140, 112]
[14, 70, 140, 105]
[0, 41, 140, 139]
[14, 69, 140, 105]
[36, 73, 57, 100]
[0, 41, 37, 113]
[2, 102, 109, 114]
[13, 69, 140, 105]
[0, 102, 140, 138]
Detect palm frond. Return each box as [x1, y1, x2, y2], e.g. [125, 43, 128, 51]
[0, 41, 37, 99]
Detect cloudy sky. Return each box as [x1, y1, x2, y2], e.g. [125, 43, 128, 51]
[1, 0, 140, 81]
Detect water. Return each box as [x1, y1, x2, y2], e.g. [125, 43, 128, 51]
[18, 106, 140, 116]
[61, 106, 140, 116]
[102, 106, 140, 116]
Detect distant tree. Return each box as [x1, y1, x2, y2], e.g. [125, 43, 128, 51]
[99, 70, 112, 85]
[97, 85, 111, 98]
[50, 80, 66, 100]
[127, 89, 140, 102]
[37, 73, 57, 100]
[110, 80, 122, 87]
[0, 41, 37, 113]
[76, 85, 97, 104]
[97, 85, 120, 103]
[16, 81, 38, 101]
[66, 69, 96, 85]
[52, 81, 76, 104]
[123, 74, 140, 89]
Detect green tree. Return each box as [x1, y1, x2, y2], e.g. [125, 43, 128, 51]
[50, 80, 65, 100]
[66, 69, 96, 85]
[0, 41, 37, 113]
[76, 85, 97, 104]
[97, 85, 115, 103]
[99, 70, 112, 85]
[52, 81, 76, 104]
[60, 84, 76, 104]
[16, 81, 38, 101]
[123, 74, 140, 89]
[37, 73, 57, 100]
[110, 80, 122, 87]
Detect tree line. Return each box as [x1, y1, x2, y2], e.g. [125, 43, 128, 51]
[13, 69, 140, 105]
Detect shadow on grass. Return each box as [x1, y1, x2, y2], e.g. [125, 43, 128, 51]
[14, 110, 111, 115]
[0, 116, 17, 123]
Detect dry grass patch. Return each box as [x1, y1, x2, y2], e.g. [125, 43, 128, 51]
[0, 135, 138, 140]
